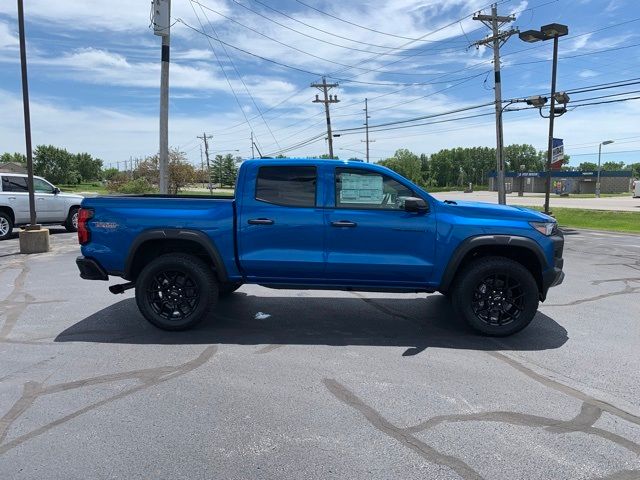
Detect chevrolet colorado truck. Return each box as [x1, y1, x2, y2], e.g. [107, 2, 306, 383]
[75, 158, 564, 336]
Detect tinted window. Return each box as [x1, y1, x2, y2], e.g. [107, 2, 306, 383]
[256, 166, 317, 207]
[335, 168, 415, 210]
[2, 176, 28, 192]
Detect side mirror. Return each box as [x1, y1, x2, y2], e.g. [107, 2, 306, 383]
[404, 197, 429, 214]
[53, 187, 61, 194]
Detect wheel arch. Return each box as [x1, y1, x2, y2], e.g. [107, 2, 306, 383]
[439, 235, 547, 295]
[0, 206, 15, 224]
[124, 229, 229, 283]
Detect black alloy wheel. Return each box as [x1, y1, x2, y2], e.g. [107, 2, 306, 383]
[471, 273, 525, 327]
[135, 253, 218, 331]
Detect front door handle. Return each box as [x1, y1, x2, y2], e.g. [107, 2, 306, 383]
[331, 220, 357, 228]
[248, 218, 274, 225]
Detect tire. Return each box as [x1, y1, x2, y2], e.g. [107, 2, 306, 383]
[218, 282, 242, 296]
[65, 207, 79, 232]
[135, 253, 218, 331]
[451, 256, 539, 336]
[0, 212, 13, 240]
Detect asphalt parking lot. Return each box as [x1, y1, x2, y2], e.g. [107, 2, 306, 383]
[1, 229, 639, 479]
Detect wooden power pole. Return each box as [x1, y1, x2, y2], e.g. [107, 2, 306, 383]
[311, 77, 339, 158]
[472, 4, 517, 205]
[197, 133, 213, 194]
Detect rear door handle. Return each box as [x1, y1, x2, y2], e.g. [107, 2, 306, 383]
[248, 218, 274, 225]
[331, 220, 357, 228]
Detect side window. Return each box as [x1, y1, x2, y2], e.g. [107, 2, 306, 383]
[33, 178, 54, 193]
[256, 166, 317, 207]
[2, 176, 28, 192]
[335, 168, 415, 210]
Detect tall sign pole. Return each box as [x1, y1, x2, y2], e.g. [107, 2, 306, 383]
[17, 0, 36, 228]
[153, 0, 171, 194]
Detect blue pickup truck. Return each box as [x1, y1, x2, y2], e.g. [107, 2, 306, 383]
[76, 158, 564, 336]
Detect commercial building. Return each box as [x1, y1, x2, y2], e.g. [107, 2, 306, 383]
[488, 170, 632, 194]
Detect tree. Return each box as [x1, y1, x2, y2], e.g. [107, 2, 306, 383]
[132, 148, 195, 194]
[75, 153, 103, 181]
[102, 167, 120, 181]
[33, 145, 79, 184]
[577, 162, 598, 171]
[601, 161, 625, 171]
[378, 149, 422, 184]
[626, 162, 640, 178]
[318, 154, 339, 159]
[0, 152, 26, 164]
[211, 154, 239, 187]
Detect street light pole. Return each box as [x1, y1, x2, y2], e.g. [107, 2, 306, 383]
[519, 23, 569, 216]
[543, 34, 559, 216]
[596, 140, 614, 198]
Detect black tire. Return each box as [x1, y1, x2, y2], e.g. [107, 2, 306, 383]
[218, 282, 242, 296]
[135, 253, 218, 331]
[65, 207, 79, 232]
[0, 212, 13, 240]
[451, 256, 539, 336]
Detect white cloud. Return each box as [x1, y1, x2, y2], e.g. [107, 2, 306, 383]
[0, 20, 18, 50]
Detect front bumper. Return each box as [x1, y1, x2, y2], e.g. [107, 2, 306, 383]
[76, 256, 108, 281]
[540, 232, 565, 299]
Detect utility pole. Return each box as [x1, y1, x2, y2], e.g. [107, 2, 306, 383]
[472, 4, 518, 205]
[361, 98, 375, 163]
[153, 0, 171, 194]
[200, 144, 205, 188]
[197, 133, 213, 194]
[251, 131, 255, 159]
[311, 77, 339, 158]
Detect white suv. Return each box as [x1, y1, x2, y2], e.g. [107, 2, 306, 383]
[0, 173, 84, 240]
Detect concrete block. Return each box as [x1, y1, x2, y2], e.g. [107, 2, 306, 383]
[19, 228, 50, 254]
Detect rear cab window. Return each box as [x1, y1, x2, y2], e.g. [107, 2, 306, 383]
[255, 166, 317, 207]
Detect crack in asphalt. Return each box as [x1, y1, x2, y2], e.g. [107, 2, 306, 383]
[0, 259, 64, 341]
[0, 346, 217, 455]
[323, 378, 484, 480]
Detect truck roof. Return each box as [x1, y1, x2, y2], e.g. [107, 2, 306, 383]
[242, 157, 387, 170]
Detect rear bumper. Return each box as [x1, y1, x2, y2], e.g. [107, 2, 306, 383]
[76, 256, 109, 281]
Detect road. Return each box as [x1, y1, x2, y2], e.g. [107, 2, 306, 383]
[1, 229, 639, 479]
[433, 190, 640, 211]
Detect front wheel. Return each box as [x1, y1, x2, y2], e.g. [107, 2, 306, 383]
[135, 253, 218, 331]
[451, 256, 539, 336]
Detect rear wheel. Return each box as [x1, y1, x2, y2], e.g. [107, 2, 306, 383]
[0, 212, 13, 240]
[135, 253, 218, 331]
[65, 207, 79, 232]
[451, 256, 539, 336]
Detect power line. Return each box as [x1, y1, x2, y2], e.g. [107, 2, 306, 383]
[186, 1, 264, 151]
[194, 1, 280, 150]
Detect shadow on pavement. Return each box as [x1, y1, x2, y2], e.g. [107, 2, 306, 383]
[56, 292, 568, 353]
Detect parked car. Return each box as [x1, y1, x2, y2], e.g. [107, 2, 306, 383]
[0, 173, 83, 240]
[76, 158, 565, 336]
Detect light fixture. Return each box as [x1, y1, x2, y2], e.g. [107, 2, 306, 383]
[519, 30, 545, 43]
[540, 23, 569, 38]
[553, 91, 570, 104]
[526, 95, 548, 107]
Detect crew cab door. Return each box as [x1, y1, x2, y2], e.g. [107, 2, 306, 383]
[33, 177, 65, 222]
[237, 164, 325, 281]
[324, 166, 436, 286]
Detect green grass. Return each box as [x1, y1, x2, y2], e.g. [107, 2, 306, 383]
[522, 206, 640, 233]
[521, 192, 630, 198]
[180, 188, 234, 197]
[59, 183, 108, 194]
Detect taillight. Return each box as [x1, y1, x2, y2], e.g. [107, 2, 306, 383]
[78, 208, 94, 245]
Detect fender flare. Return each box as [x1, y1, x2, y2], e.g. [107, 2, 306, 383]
[439, 235, 548, 292]
[124, 228, 229, 282]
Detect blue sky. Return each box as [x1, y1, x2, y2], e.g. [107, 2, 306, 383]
[0, 0, 639, 169]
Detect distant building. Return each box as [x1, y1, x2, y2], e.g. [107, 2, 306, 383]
[488, 170, 632, 194]
[0, 162, 27, 174]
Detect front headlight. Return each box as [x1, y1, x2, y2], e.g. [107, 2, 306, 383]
[530, 221, 557, 236]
